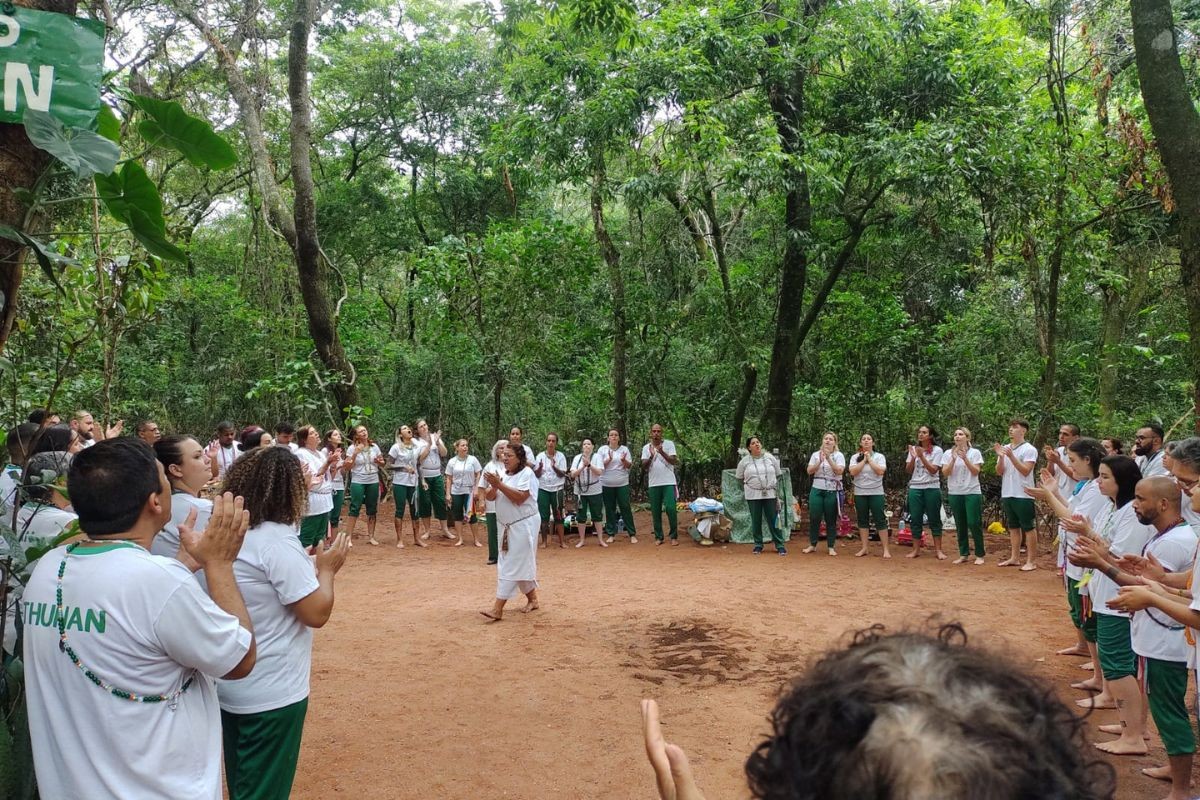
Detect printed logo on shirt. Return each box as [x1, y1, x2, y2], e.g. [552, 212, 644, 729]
[22, 601, 107, 633]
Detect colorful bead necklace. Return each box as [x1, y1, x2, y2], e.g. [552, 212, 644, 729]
[56, 541, 194, 710]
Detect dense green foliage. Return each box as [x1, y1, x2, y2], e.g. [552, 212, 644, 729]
[2, 0, 1196, 479]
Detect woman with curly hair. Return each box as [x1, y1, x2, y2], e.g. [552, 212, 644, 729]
[214, 447, 350, 800]
[643, 623, 1117, 800]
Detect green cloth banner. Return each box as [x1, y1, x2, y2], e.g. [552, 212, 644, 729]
[0, 7, 104, 128]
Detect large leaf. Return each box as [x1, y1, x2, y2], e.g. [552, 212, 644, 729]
[130, 95, 237, 170]
[22, 110, 120, 178]
[0, 225, 77, 292]
[96, 103, 121, 143]
[95, 164, 187, 263]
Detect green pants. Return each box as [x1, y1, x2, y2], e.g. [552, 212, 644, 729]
[222, 697, 308, 800]
[947, 493, 984, 557]
[418, 475, 447, 520]
[648, 485, 678, 541]
[486, 512, 498, 562]
[449, 493, 475, 526]
[1001, 497, 1035, 532]
[576, 493, 603, 526]
[1096, 614, 1135, 680]
[348, 481, 379, 517]
[808, 488, 838, 547]
[602, 484, 636, 536]
[392, 484, 417, 518]
[538, 488, 563, 527]
[855, 494, 886, 530]
[1145, 657, 1195, 756]
[330, 489, 344, 530]
[907, 487, 942, 538]
[749, 497, 783, 548]
[298, 513, 328, 548]
[1064, 577, 1097, 642]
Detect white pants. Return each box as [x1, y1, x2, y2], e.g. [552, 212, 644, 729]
[497, 579, 539, 600]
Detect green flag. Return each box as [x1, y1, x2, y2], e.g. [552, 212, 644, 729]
[0, 7, 104, 129]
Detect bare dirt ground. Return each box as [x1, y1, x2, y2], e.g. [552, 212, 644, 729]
[292, 508, 1188, 799]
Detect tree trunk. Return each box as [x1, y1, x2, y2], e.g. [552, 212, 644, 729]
[0, 0, 78, 355]
[1130, 0, 1200, 432]
[759, 60, 810, 451]
[590, 153, 628, 443]
[177, 0, 361, 419]
[287, 0, 360, 417]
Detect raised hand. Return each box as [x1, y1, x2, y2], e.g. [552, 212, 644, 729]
[1108, 585, 1158, 614]
[642, 699, 706, 800]
[1039, 466, 1055, 486]
[181, 493, 249, 567]
[1061, 515, 1092, 536]
[313, 530, 351, 574]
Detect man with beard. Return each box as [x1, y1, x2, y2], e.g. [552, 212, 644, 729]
[71, 410, 122, 448]
[1135, 423, 1167, 478]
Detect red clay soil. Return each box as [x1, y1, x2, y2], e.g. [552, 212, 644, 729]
[291, 509, 1187, 799]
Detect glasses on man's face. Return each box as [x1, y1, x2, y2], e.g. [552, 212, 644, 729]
[1177, 476, 1199, 496]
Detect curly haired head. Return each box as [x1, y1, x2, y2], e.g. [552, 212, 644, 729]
[744, 623, 1115, 800]
[221, 446, 307, 527]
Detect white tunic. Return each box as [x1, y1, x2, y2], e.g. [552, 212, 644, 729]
[495, 467, 540, 585]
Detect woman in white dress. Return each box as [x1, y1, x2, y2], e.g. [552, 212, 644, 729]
[480, 444, 540, 622]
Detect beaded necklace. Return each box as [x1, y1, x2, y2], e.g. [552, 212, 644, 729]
[56, 541, 195, 710]
[1140, 521, 1190, 632]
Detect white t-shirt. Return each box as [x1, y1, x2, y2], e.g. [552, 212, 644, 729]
[296, 447, 333, 516]
[206, 521, 319, 715]
[999, 442, 1039, 498]
[641, 441, 678, 488]
[1061, 480, 1108, 581]
[571, 453, 604, 496]
[534, 451, 568, 492]
[808, 450, 845, 492]
[906, 446, 944, 489]
[1183, 495, 1200, 529]
[0, 462, 21, 515]
[446, 455, 483, 495]
[1131, 523, 1198, 662]
[850, 452, 886, 495]
[388, 441, 420, 487]
[416, 437, 444, 478]
[597, 445, 632, 487]
[151, 492, 212, 559]
[25, 543, 250, 800]
[1188, 543, 1200, 668]
[1139, 450, 1168, 478]
[212, 442, 241, 480]
[3, 503, 77, 656]
[479, 460, 504, 513]
[941, 448, 983, 495]
[737, 454, 781, 500]
[347, 443, 381, 484]
[325, 447, 344, 491]
[1090, 503, 1155, 618]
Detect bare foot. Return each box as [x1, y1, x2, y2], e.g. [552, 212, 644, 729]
[1094, 738, 1148, 755]
[882, 551, 892, 559]
[801, 546, 815, 554]
[952, 556, 967, 564]
[479, 610, 502, 623]
[368, 538, 380, 546]
[906, 551, 920, 559]
[599, 539, 609, 548]
[1071, 678, 1101, 691]
[396, 541, 405, 549]
[1075, 694, 1116, 709]
[936, 550, 948, 560]
[605, 536, 614, 544]
[539, 542, 547, 549]
[1079, 662, 1094, 671]
[520, 603, 540, 613]
[454, 539, 465, 547]
[656, 539, 664, 546]
[1098, 724, 1150, 739]
[855, 549, 868, 557]
[443, 531, 456, 540]
[828, 549, 837, 556]
[560, 543, 567, 548]
[1140, 765, 1170, 781]
[630, 536, 639, 544]
[420, 531, 430, 540]
[1057, 645, 1088, 657]
[997, 558, 1018, 567]
[475, 541, 483, 548]
[576, 541, 585, 548]
[1020, 563, 1037, 571]
[973, 557, 985, 565]
[671, 539, 679, 547]
[413, 538, 428, 548]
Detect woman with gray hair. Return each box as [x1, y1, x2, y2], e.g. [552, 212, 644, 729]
[477, 439, 508, 565]
[1165, 437, 1200, 528]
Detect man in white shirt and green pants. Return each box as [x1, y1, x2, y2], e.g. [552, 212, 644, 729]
[641, 424, 679, 546]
